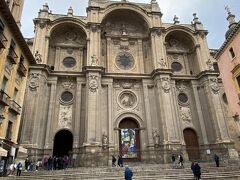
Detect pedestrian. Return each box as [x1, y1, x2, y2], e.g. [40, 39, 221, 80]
[9, 162, 16, 176]
[48, 156, 53, 170]
[214, 154, 219, 167]
[43, 157, 48, 170]
[112, 155, 116, 167]
[178, 154, 184, 168]
[124, 165, 133, 180]
[171, 154, 176, 168]
[191, 162, 196, 180]
[194, 162, 201, 180]
[36, 160, 41, 171]
[118, 155, 123, 167]
[53, 157, 57, 170]
[24, 158, 30, 171]
[16, 162, 23, 176]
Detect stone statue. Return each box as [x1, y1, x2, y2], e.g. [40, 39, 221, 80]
[102, 132, 108, 146]
[152, 129, 160, 147]
[91, 55, 98, 66]
[35, 51, 42, 63]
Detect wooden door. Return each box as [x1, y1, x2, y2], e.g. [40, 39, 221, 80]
[183, 129, 200, 160]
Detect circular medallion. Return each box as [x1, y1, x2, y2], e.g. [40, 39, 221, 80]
[61, 91, 73, 103]
[118, 91, 137, 109]
[178, 93, 188, 103]
[63, 57, 76, 68]
[171, 62, 183, 72]
[116, 52, 134, 70]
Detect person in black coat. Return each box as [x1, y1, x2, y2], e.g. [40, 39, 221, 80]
[112, 155, 116, 167]
[194, 162, 201, 180]
[191, 162, 196, 179]
[214, 154, 219, 167]
[124, 165, 133, 180]
[118, 155, 123, 167]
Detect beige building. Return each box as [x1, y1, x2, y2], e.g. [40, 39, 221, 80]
[21, 0, 238, 166]
[0, 0, 35, 166]
[216, 9, 240, 152]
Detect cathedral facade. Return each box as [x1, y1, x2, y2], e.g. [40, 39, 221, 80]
[20, 0, 238, 166]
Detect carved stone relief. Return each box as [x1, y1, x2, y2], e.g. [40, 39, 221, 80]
[179, 106, 192, 122]
[166, 39, 189, 52]
[102, 132, 108, 147]
[29, 73, 40, 91]
[209, 78, 220, 94]
[158, 58, 168, 68]
[206, 59, 214, 70]
[58, 105, 72, 128]
[62, 80, 74, 90]
[91, 55, 99, 66]
[35, 51, 42, 63]
[160, 77, 171, 93]
[88, 75, 98, 92]
[118, 91, 137, 109]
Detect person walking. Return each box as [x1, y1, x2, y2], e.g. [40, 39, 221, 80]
[179, 154, 184, 168]
[9, 162, 16, 176]
[214, 154, 219, 167]
[118, 155, 123, 167]
[124, 165, 133, 180]
[16, 162, 23, 176]
[24, 158, 30, 171]
[48, 156, 53, 170]
[171, 154, 176, 168]
[112, 155, 116, 167]
[191, 162, 196, 180]
[194, 162, 201, 180]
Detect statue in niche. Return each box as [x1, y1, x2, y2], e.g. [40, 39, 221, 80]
[35, 51, 42, 63]
[91, 55, 98, 66]
[152, 129, 160, 147]
[121, 23, 127, 36]
[102, 132, 108, 146]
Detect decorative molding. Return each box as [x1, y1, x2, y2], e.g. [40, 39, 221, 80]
[62, 80, 74, 90]
[158, 58, 168, 68]
[58, 105, 72, 128]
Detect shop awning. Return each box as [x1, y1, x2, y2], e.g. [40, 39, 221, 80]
[0, 147, 8, 157]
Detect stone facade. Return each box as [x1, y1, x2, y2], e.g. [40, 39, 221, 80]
[20, 0, 238, 166]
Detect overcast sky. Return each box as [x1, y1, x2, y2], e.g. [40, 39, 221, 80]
[21, 0, 240, 49]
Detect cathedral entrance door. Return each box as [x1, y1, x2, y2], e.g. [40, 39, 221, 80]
[119, 118, 140, 161]
[53, 129, 73, 157]
[183, 128, 200, 160]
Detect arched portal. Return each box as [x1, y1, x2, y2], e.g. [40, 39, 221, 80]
[53, 129, 73, 157]
[119, 118, 140, 160]
[183, 128, 200, 160]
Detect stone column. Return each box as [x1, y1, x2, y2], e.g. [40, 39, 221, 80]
[44, 80, 57, 149]
[106, 37, 112, 72]
[206, 77, 231, 142]
[191, 82, 209, 144]
[154, 74, 179, 143]
[73, 78, 84, 148]
[83, 66, 104, 145]
[137, 39, 144, 73]
[150, 33, 158, 69]
[107, 81, 113, 146]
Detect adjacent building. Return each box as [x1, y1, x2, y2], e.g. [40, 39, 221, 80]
[216, 9, 240, 152]
[20, 0, 238, 166]
[0, 0, 35, 166]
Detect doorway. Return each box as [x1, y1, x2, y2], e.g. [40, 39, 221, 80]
[119, 118, 140, 160]
[183, 128, 200, 160]
[53, 129, 73, 157]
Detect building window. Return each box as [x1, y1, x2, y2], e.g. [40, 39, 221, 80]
[63, 57, 76, 68]
[229, 47, 235, 59]
[178, 93, 188, 103]
[61, 91, 73, 103]
[0, 19, 4, 35]
[116, 52, 135, 70]
[171, 62, 183, 72]
[13, 88, 18, 102]
[6, 121, 13, 140]
[1, 76, 8, 92]
[237, 76, 240, 89]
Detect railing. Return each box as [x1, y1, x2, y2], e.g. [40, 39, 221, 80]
[9, 100, 21, 114]
[17, 61, 27, 77]
[0, 89, 10, 106]
[0, 31, 8, 49]
[7, 48, 18, 64]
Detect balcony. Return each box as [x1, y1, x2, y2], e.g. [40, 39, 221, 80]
[7, 48, 18, 64]
[9, 100, 21, 115]
[17, 61, 27, 77]
[0, 89, 10, 106]
[0, 31, 7, 49]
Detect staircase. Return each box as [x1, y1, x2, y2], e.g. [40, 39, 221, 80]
[2, 162, 240, 179]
